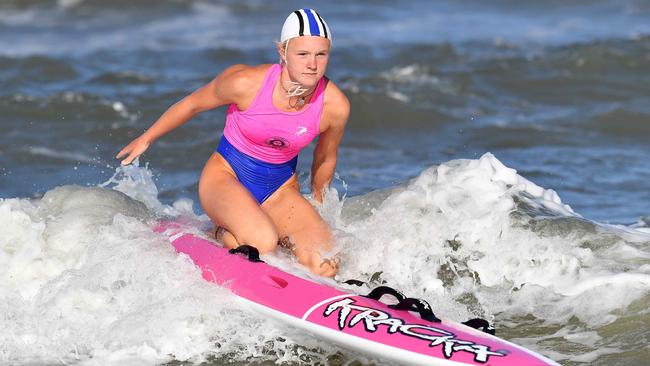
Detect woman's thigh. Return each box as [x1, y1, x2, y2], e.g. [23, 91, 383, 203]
[198, 153, 278, 252]
[262, 183, 338, 277]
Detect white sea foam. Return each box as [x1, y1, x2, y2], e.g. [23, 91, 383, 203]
[0, 164, 355, 365]
[27, 146, 96, 164]
[2, 153, 649, 365]
[331, 152, 650, 347]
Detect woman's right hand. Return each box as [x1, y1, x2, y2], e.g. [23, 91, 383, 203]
[116, 135, 151, 165]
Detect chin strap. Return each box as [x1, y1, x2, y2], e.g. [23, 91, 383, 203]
[283, 81, 309, 97]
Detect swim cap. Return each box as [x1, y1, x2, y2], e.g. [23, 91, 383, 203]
[280, 8, 332, 44]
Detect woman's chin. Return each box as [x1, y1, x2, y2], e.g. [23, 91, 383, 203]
[300, 75, 321, 86]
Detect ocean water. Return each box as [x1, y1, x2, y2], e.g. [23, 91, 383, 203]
[1, 1, 649, 365]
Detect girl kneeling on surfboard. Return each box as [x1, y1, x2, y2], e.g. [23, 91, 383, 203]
[116, 9, 349, 278]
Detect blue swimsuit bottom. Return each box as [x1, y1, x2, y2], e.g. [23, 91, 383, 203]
[216, 136, 298, 204]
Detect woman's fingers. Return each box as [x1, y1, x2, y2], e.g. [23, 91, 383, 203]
[115, 146, 130, 160]
[116, 139, 149, 166]
[121, 146, 142, 165]
[120, 153, 135, 166]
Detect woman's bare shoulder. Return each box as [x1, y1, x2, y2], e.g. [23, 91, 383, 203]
[220, 64, 272, 87]
[323, 80, 350, 120]
[216, 64, 274, 102]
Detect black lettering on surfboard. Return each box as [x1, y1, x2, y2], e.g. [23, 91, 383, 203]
[323, 297, 507, 363]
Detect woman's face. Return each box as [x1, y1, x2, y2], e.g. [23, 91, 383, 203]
[279, 36, 331, 87]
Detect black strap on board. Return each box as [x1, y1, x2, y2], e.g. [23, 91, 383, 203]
[360, 285, 495, 333]
[362, 285, 440, 322]
[228, 244, 264, 263]
[343, 279, 366, 286]
[364, 285, 407, 303]
[388, 297, 442, 323]
[462, 318, 496, 335]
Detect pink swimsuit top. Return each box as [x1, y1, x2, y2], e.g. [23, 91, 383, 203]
[222, 64, 327, 164]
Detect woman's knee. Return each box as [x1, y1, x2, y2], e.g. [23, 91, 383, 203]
[238, 225, 278, 253]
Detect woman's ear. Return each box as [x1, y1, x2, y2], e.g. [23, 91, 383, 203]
[276, 42, 285, 64]
[277, 40, 289, 65]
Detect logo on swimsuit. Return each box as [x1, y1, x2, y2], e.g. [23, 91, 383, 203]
[296, 126, 308, 136]
[266, 136, 290, 149]
[323, 297, 507, 363]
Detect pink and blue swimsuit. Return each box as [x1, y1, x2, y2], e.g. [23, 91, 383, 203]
[217, 64, 327, 203]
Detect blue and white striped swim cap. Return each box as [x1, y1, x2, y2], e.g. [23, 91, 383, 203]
[280, 8, 332, 44]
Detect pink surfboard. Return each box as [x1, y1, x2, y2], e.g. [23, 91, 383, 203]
[155, 221, 560, 366]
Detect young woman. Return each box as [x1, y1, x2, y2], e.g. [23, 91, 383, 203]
[117, 9, 349, 278]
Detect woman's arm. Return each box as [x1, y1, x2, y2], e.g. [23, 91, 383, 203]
[116, 64, 250, 165]
[311, 85, 350, 203]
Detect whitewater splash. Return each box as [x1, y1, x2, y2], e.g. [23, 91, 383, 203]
[1, 154, 649, 365]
